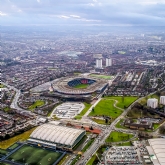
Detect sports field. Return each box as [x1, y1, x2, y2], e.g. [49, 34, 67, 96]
[7, 145, 64, 165]
[28, 100, 45, 110]
[105, 96, 138, 109]
[90, 74, 112, 80]
[74, 84, 89, 89]
[89, 99, 123, 118]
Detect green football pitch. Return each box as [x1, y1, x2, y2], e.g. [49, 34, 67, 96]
[74, 84, 89, 89]
[7, 145, 64, 165]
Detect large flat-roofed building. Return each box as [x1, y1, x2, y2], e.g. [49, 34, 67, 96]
[146, 138, 165, 165]
[28, 123, 86, 150]
[160, 96, 165, 105]
[147, 98, 158, 109]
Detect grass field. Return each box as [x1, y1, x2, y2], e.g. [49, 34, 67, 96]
[28, 100, 45, 110]
[86, 154, 97, 165]
[0, 128, 36, 149]
[115, 119, 127, 129]
[153, 123, 160, 130]
[0, 84, 5, 88]
[74, 84, 89, 89]
[89, 99, 123, 118]
[75, 103, 91, 120]
[7, 145, 63, 165]
[8, 143, 19, 150]
[105, 96, 138, 109]
[0, 163, 10, 165]
[91, 118, 108, 125]
[81, 139, 94, 152]
[90, 74, 112, 80]
[106, 131, 134, 142]
[0, 149, 8, 156]
[118, 51, 126, 54]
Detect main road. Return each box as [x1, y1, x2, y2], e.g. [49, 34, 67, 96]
[75, 89, 165, 165]
[1, 82, 34, 115]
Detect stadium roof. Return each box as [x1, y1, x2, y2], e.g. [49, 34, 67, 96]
[30, 123, 85, 147]
[147, 138, 165, 165]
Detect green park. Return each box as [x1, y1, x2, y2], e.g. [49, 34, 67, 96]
[104, 96, 138, 109]
[75, 103, 92, 120]
[106, 131, 134, 143]
[28, 100, 45, 110]
[89, 99, 123, 118]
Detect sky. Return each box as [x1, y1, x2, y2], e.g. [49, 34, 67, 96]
[1, 0, 165, 26]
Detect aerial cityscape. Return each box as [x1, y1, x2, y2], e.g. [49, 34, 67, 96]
[0, 0, 165, 165]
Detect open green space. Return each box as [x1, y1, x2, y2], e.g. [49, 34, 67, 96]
[0, 127, 36, 149]
[7, 144, 63, 165]
[89, 99, 123, 118]
[74, 84, 89, 89]
[115, 119, 127, 129]
[81, 139, 94, 152]
[70, 155, 81, 165]
[106, 131, 134, 142]
[0, 84, 5, 88]
[28, 100, 45, 110]
[0, 163, 10, 165]
[3, 107, 10, 112]
[91, 118, 108, 125]
[105, 96, 138, 109]
[153, 123, 160, 130]
[90, 74, 112, 80]
[75, 103, 92, 120]
[8, 143, 19, 150]
[0, 149, 7, 155]
[118, 51, 126, 54]
[86, 154, 97, 165]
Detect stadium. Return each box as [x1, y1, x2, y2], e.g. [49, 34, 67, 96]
[51, 76, 108, 100]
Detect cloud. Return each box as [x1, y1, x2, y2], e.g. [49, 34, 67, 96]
[0, 11, 7, 16]
[1, 0, 165, 26]
[70, 14, 80, 18]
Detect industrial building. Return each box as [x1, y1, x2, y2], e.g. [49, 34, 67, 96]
[147, 98, 158, 109]
[146, 138, 165, 165]
[28, 123, 86, 150]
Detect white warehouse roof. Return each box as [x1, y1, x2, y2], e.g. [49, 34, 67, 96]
[30, 123, 85, 147]
[148, 138, 165, 165]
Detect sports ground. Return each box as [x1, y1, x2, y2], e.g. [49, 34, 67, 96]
[74, 84, 89, 89]
[7, 144, 64, 165]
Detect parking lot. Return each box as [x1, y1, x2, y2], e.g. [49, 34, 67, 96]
[105, 146, 142, 165]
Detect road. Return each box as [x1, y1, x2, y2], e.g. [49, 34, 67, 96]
[1, 82, 34, 115]
[75, 93, 162, 165]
